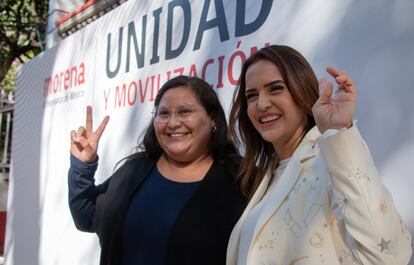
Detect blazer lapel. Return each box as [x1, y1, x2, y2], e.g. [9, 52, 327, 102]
[250, 157, 304, 245]
[227, 173, 270, 265]
[249, 126, 321, 250]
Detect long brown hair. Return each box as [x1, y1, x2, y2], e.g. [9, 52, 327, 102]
[229, 45, 319, 198]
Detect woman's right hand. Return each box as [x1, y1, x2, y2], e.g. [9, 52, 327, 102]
[70, 106, 110, 163]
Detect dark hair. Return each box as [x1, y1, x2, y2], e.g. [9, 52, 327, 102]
[229, 45, 319, 197]
[127, 75, 241, 176]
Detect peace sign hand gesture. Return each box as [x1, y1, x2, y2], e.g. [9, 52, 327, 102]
[70, 106, 110, 163]
[312, 67, 356, 134]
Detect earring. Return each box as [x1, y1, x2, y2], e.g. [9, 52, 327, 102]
[212, 125, 217, 133]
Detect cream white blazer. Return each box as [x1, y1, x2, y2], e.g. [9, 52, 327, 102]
[227, 126, 412, 265]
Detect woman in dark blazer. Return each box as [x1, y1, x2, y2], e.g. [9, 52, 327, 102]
[68, 76, 246, 265]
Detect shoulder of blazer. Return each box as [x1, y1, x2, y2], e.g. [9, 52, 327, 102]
[199, 161, 237, 193]
[93, 152, 158, 246]
[183, 161, 246, 212]
[211, 161, 247, 206]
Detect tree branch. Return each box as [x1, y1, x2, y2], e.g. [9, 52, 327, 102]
[0, 0, 48, 85]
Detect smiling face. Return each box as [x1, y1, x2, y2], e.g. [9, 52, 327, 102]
[154, 86, 215, 162]
[245, 60, 307, 159]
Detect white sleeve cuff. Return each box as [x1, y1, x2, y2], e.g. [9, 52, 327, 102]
[317, 120, 358, 140]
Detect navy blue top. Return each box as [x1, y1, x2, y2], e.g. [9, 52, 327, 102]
[119, 167, 201, 265]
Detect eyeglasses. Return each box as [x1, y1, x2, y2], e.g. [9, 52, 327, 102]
[153, 107, 202, 123]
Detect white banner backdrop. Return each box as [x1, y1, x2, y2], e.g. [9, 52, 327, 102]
[7, 0, 414, 264]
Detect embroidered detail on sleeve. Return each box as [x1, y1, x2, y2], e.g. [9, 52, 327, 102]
[347, 168, 370, 181]
[377, 237, 399, 256]
[378, 238, 390, 252]
[332, 194, 351, 218]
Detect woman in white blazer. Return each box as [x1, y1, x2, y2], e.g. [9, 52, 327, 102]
[228, 45, 412, 265]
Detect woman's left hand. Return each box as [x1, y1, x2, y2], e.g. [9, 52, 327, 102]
[312, 66, 356, 133]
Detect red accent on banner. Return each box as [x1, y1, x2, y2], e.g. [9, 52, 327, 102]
[55, 0, 101, 27]
[0, 212, 6, 254]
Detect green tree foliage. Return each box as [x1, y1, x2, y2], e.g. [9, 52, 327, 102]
[0, 0, 48, 90]
[0, 63, 17, 91]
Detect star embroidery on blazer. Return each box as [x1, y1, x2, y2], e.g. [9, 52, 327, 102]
[376, 237, 399, 256]
[377, 238, 391, 252]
